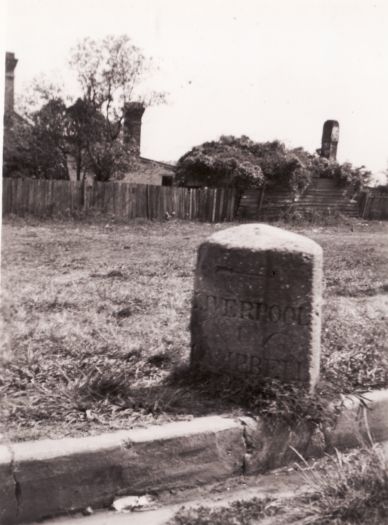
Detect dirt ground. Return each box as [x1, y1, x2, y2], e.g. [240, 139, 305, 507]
[1, 217, 388, 442]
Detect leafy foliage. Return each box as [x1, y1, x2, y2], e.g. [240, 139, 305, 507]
[176, 135, 370, 193]
[175, 136, 265, 191]
[4, 34, 165, 181]
[28, 98, 70, 179]
[310, 157, 371, 189]
[69, 34, 165, 117]
[2, 113, 34, 178]
[65, 97, 138, 182]
[176, 136, 313, 192]
[64, 34, 165, 181]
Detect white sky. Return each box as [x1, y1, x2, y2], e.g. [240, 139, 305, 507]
[2, 0, 388, 174]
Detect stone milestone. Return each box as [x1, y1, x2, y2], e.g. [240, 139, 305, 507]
[190, 224, 323, 390]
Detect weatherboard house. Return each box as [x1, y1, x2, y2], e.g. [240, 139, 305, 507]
[3, 52, 175, 185]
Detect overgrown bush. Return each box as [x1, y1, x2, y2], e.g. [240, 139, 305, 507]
[175, 136, 314, 193]
[310, 157, 370, 190]
[176, 135, 369, 195]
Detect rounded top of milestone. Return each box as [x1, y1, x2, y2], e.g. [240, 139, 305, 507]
[207, 224, 322, 255]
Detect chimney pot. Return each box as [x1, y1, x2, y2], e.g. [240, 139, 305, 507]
[320, 120, 339, 161]
[5, 52, 18, 113]
[123, 102, 145, 157]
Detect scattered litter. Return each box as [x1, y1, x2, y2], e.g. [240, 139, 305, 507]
[85, 410, 104, 423]
[112, 494, 156, 512]
[82, 506, 93, 516]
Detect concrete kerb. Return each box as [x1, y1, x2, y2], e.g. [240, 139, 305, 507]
[1, 390, 388, 525]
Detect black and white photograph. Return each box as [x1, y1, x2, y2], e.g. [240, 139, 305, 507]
[1, 1, 388, 523]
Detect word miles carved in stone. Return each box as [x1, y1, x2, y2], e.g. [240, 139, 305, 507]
[190, 224, 323, 390]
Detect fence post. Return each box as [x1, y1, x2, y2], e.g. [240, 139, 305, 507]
[257, 186, 266, 219]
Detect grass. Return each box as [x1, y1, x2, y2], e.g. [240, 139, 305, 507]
[290, 444, 388, 524]
[172, 498, 274, 525]
[170, 444, 388, 524]
[1, 217, 388, 441]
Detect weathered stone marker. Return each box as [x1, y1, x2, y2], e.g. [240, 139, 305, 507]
[190, 224, 323, 391]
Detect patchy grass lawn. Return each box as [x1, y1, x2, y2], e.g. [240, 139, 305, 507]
[1, 218, 388, 442]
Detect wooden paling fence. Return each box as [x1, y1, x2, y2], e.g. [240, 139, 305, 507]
[2, 178, 237, 222]
[4, 178, 388, 222]
[359, 191, 388, 220]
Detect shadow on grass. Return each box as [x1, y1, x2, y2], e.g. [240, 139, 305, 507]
[120, 365, 338, 428]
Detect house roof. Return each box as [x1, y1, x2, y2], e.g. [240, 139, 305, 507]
[140, 157, 176, 172]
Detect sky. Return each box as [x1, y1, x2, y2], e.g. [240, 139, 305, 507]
[2, 0, 388, 176]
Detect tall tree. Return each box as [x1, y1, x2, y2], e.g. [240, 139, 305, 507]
[7, 35, 165, 181]
[29, 98, 70, 179]
[66, 34, 165, 181]
[3, 76, 70, 179]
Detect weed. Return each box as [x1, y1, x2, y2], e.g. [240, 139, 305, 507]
[279, 207, 353, 227]
[290, 445, 388, 524]
[170, 445, 388, 525]
[70, 367, 133, 403]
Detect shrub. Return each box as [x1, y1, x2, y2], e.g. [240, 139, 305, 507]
[310, 157, 370, 190]
[175, 136, 314, 193]
[176, 135, 370, 195]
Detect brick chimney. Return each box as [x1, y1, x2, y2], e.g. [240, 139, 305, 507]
[5, 52, 18, 114]
[123, 102, 145, 157]
[320, 120, 339, 161]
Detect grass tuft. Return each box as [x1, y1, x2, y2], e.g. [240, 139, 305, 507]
[291, 445, 388, 524]
[71, 367, 133, 403]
